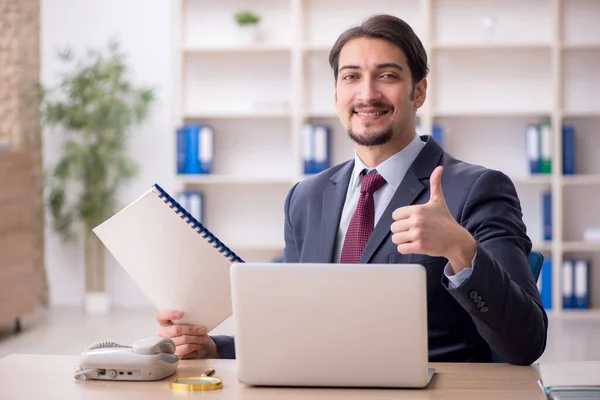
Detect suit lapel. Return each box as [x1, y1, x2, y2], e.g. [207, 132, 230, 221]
[319, 161, 353, 263]
[359, 135, 444, 263]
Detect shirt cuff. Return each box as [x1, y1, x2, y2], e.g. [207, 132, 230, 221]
[444, 251, 477, 289]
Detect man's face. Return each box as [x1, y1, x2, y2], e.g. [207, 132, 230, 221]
[334, 37, 426, 147]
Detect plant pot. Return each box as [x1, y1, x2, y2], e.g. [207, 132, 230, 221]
[85, 291, 111, 314]
[237, 24, 260, 44]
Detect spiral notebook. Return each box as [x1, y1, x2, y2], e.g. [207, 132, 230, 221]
[93, 183, 243, 332]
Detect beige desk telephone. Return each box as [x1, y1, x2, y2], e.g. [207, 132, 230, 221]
[74, 336, 179, 381]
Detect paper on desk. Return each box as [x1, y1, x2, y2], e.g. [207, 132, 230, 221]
[93, 185, 236, 332]
[538, 361, 600, 389]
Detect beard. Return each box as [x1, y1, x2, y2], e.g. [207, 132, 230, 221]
[347, 123, 394, 146]
[346, 100, 395, 146]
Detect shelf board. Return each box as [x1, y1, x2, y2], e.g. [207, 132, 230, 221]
[432, 42, 551, 51]
[183, 44, 291, 54]
[509, 175, 552, 185]
[184, 111, 291, 120]
[562, 43, 600, 51]
[433, 109, 551, 118]
[549, 309, 600, 320]
[533, 242, 553, 252]
[562, 241, 600, 252]
[562, 110, 600, 118]
[179, 175, 294, 186]
[562, 175, 600, 185]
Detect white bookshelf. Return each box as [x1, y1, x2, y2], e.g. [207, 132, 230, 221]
[172, 0, 600, 318]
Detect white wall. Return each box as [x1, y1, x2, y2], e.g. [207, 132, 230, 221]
[41, 0, 175, 308]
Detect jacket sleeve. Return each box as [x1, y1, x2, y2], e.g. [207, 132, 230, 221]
[211, 335, 236, 359]
[441, 169, 548, 365]
[283, 182, 300, 263]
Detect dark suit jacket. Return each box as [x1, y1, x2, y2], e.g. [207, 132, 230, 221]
[214, 135, 548, 365]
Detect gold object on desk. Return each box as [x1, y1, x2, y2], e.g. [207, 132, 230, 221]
[170, 368, 223, 391]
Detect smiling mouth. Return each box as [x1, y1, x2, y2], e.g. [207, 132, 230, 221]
[353, 110, 391, 120]
[354, 111, 389, 116]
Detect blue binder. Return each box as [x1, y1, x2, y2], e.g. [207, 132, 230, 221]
[573, 259, 590, 309]
[184, 124, 201, 174]
[562, 125, 576, 175]
[302, 124, 314, 175]
[313, 125, 331, 174]
[176, 127, 186, 174]
[562, 259, 574, 309]
[183, 124, 214, 175]
[432, 124, 444, 148]
[542, 191, 552, 241]
[526, 124, 541, 174]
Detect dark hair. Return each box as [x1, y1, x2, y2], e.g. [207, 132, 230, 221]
[329, 14, 429, 86]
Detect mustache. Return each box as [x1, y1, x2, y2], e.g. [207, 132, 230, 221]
[350, 101, 394, 113]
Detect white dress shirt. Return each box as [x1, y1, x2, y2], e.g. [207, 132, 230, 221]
[334, 133, 473, 288]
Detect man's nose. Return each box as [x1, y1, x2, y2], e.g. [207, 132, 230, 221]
[356, 78, 382, 104]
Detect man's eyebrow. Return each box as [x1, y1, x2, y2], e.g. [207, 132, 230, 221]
[338, 63, 404, 73]
[339, 65, 360, 72]
[375, 63, 403, 71]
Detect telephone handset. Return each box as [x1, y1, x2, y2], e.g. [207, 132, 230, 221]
[74, 336, 179, 381]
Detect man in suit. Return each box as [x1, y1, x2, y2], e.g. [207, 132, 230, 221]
[157, 14, 548, 365]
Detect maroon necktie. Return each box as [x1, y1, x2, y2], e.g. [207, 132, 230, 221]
[340, 171, 387, 263]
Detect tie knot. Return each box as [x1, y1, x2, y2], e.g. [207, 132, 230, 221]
[360, 172, 386, 195]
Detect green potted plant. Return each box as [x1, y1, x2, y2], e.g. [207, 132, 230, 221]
[234, 11, 261, 44]
[38, 38, 154, 313]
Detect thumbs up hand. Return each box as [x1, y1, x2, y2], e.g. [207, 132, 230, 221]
[390, 166, 477, 274]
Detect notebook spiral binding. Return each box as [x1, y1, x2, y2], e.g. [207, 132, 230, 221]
[153, 183, 244, 263]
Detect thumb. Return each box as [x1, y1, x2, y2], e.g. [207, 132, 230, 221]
[428, 166, 446, 204]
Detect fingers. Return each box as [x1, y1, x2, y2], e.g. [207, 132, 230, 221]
[391, 231, 416, 246]
[156, 310, 183, 326]
[428, 166, 446, 204]
[159, 323, 206, 338]
[390, 218, 412, 234]
[175, 343, 204, 358]
[392, 205, 417, 221]
[396, 242, 420, 255]
[171, 334, 211, 347]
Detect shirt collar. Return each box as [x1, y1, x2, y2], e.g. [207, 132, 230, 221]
[350, 134, 425, 191]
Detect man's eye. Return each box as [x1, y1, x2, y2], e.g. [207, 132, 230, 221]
[381, 74, 397, 80]
[343, 74, 357, 80]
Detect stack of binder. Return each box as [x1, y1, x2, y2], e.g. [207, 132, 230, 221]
[302, 124, 331, 175]
[526, 123, 576, 175]
[176, 124, 214, 175]
[562, 258, 591, 309]
[525, 123, 552, 174]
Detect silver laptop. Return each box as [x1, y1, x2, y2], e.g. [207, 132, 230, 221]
[230, 262, 434, 388]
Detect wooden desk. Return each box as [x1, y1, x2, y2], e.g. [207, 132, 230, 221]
[0, 354, 545, 399]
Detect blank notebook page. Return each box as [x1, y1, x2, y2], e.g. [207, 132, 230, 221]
[538, 361, 600, 389]
[93, 184, 240, 332]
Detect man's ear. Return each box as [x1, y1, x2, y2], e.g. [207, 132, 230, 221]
[333, 80, 338, 104]
[413, 78, 427, 110]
